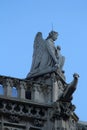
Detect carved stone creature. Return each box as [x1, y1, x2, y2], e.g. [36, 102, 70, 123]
[59, 73, 79, 101]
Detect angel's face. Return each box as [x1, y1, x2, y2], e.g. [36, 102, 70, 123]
[52, 33, 58, 41]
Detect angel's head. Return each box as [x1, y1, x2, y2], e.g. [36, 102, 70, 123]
[48, 31, 58, 41]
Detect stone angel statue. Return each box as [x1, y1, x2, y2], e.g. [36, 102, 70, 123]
[26, 31, 65, 78]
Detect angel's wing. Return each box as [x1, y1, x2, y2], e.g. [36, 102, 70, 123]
[30, 32, 45, 72]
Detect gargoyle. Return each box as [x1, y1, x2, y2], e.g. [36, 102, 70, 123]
[59, 73, 79, 102]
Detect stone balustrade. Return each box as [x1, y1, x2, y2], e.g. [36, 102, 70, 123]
[0, 75, 51, 130]
[0, 75, 52, 103]
[0, 75, 32, 100]
[0, 96, 48, 122]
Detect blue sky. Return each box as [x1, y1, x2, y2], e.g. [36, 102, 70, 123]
[0, 0, 87, 121]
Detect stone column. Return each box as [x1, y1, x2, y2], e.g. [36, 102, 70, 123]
[52, 81, 59, 102]
[51, 73, 59, 102]
[57, 80, 64, 99]
[33, 84, 41, 102]
[4, 79, 12, 97]
[45, 86, 51, 103]
[18, 81, 26, 99]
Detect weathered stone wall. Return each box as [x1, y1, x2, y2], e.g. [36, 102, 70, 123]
[0, 74, 86, 130]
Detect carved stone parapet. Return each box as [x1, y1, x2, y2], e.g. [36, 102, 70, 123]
[0, 98, 48, 122]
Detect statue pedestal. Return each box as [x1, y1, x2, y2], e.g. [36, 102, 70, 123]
[27, 69, 66, 103]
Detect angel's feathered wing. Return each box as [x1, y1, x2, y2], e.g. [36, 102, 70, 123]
[30, 32, 45, 72]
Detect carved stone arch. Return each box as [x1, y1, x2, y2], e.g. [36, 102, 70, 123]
[12, 80, 20, 91]
[12, 86, 18, 97]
